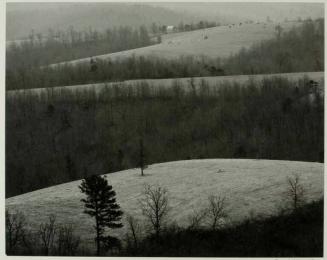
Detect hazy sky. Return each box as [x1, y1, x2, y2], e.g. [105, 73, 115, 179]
[6, 2, 324, 40]
[150, 2, 324, 21]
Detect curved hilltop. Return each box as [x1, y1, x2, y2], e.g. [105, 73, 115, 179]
[6, 159, 323, 247]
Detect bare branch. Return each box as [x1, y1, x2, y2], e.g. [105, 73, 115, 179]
[206, 195, 227, 230]
[140, 184, 169, 239]
[286, 174, 305, 211]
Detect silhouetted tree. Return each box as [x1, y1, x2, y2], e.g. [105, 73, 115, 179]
[55, 224, 80, 256]
[38, 215, 57, 256]
[286, 174, 305, 211]
[139, 139, 145, 176]
[140, 184, 169, 240]
[206, 195, 227, 230]
[6, 210, 27, 255]
[126, 215, 141, 252]
[79, 175, 123, 256]
[187, 208, 207, 230]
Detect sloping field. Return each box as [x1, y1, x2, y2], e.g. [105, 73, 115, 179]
[6, 159, 323, 247]
[6, 71, 324, 97]
[49, 21, 301, 67]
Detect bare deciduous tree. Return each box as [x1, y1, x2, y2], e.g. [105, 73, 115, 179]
[55, 224, 80, 256]
[287, 174, 305, 211]
[6, 210, 27, 254]
[38, 215, 57, 255]
[140, 184, 169, 239]
[126, 215, 141, 251]
[206, 195, 227, 230]
[187, 208, 207, 230]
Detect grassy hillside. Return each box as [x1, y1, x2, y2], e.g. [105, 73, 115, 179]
[5, 159, 324, 249]
[6, 25, 155, 69]
[6, 19, 323, 91]
[50, 21, 301, 66]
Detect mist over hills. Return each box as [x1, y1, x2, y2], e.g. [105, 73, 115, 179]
[7, 2, 323, 41]
[6, 3, 201, 40]
[151, 2, 324, 23]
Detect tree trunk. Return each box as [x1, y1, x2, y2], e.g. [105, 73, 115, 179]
[95, 205, 100, 256]
[140, 139, 144, 176]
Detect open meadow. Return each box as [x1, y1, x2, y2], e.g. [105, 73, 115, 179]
[50, 21, 301, 67]
[6, 159, 324, 248]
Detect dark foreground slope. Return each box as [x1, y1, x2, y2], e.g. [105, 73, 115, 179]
[125, 199, 323, 257]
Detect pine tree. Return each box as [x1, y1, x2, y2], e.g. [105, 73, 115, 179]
[79, 175, 123, 256]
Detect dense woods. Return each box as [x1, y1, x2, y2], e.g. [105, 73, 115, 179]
[6, 76, 323, 197]
[6, 19, 324, 91]
[225, 18, 324, 74]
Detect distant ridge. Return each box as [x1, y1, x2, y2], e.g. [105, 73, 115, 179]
[7, 2, 323, 41]
[6, 3, 202, 40]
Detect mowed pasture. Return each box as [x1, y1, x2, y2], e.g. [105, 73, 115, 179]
[6, 159, 323, 248]
[49, 21, 301, 67]
[6, 71, 324, 97]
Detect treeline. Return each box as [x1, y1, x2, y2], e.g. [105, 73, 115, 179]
[6, 19, 324, 91]
[150, 20, 219, 34]
[175, 20, 219, 32]
[6, 76, 323, 197]
[6, 56, 222, 91]
[6, 25, 153, 69]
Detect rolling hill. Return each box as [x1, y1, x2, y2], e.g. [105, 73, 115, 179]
[6, 159, 323, 248]
[6, 71, 324, 97]
[7, 2, 323, 41]
[49, 21, 302, 67]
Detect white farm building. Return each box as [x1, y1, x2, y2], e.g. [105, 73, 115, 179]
[166, 25, 175, 33]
